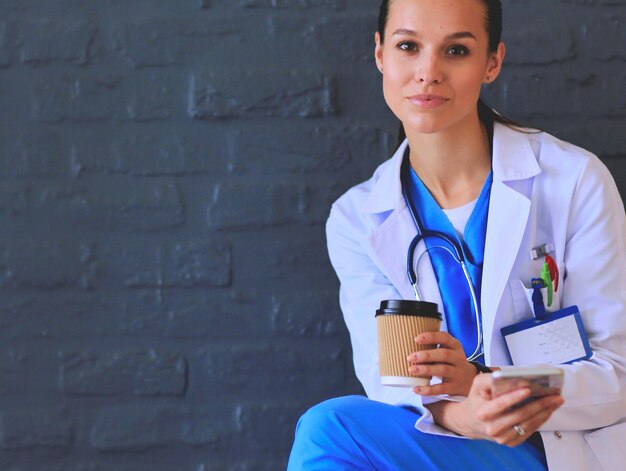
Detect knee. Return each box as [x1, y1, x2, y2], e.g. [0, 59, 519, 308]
[295, 395, 367, 437]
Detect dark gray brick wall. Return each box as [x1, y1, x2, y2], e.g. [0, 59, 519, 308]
[0, 0, 624, 469]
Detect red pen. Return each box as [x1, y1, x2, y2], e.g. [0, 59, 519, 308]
[545, 254, 559, 292]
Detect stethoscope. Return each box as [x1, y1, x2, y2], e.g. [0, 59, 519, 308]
[400, 153, 484, 362]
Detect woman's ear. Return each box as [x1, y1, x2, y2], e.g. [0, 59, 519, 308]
[484, 41, 506, 83]
[374, 32, 384, 73]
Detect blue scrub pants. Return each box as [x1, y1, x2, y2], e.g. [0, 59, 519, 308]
[287, 395, 547, 470]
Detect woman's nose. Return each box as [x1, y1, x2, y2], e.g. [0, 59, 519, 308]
[415, 54, 443, 84]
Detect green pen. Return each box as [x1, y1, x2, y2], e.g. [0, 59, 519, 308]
[541, 261, 553, 307]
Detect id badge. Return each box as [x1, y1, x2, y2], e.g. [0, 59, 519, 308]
[501, 306, 592, 366]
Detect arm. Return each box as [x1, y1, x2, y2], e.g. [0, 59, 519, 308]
[426, 374, 563, 446]
[327, 199, 505, 440]
[541, 157, 626, 431]
[327, 200, 487, 411]
[326, 204, 422, 407]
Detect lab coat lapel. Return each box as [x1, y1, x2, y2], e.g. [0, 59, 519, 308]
[364, 124, 540, 342]
[481, 124, 540, 358]
[364, 141, 446, 329]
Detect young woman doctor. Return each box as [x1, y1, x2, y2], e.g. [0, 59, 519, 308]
[288, 0, 626, 469]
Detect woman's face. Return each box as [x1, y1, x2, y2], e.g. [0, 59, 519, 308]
[375, 0, 505, 135]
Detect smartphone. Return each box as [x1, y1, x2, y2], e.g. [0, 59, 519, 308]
[491, 366, 564, 400]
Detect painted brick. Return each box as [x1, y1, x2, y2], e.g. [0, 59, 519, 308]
[235, 229, 333, 289]
[136, 289, 266, 339]
[304, 181, 352, 225]
[90, 405, 225, 451]
[17, 466, 154, 471]
[582, 14, 625, 61]
[40, 180, 186, 232]
[19, 19, 97, 65]
[503, 73, 626, 118]
[268, 14, 374, 63]
[0, 351, 26, 395]
[100, 239, 231, 288]
[559, 0, 623, 5]
[0, 241, 96, 289]
[235, 402, 305, 452]
[241, 0, 347, 8]
[504, 22, 576, 64]
[60, 350, 187, 396]
[2, 130, 69, 177]
[550, 120, 626, 158]
[270, 290, 345, 337]
[113, 18, 241, 67]
[0, 290, 163, 339]
[228, 124, 386, 175]
[0, 22, 11, 66]
[31, 74, 174, 123]
[0, 182, 28, 216]
[32, 75, 124, 123]
[0, 408, 72, 449]
[72, 130, 226, 176]
[196, 460, 287, 471]
[188, 71, 336, 119]
[207, 182, 305, 228]
[205, 346, 347, 397]
[226, 462, 288, 471]
[127, 75, 173, 121]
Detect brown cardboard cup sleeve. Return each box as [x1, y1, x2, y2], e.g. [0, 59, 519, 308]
[376, 300, 442, 387]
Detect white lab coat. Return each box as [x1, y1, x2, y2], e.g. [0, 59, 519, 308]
[326, 123, 626, 471]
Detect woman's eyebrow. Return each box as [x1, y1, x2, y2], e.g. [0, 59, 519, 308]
[391, 29, 477, 41]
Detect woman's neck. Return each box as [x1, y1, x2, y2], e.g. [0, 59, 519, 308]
[405, 116, 492, 209]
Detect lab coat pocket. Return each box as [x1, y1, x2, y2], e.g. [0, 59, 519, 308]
[509, 278, 561, 321]
[584, 422, 626, 471]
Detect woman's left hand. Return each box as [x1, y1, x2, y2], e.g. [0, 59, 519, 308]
[407, 331, 477, 397]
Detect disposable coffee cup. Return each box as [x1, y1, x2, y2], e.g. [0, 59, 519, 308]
[376, 299, 442, 387]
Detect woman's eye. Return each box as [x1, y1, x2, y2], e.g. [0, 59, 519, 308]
[397, 41, 418, 52]
[447, 45, 469, 56]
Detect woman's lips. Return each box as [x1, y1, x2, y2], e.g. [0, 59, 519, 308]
[407, 94, 449, 109]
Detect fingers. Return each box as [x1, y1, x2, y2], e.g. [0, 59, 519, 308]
[477, 387, 532, 421]
[415, 332, 463, 351]
[481, 394, 564, 447]
[507, 397, 562, 446]
[470, 372, 496, 400]
[413, 382, 456, 396]
[408, 333, 466, 369]
[408, 363, 454, 378]
[407, 345, 465, 367]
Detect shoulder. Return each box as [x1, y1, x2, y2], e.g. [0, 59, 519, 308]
[530, 129, 595, 164]
[536, 131, 618, 202]
[518, 127, 623, 222]
[507, 125, 613, 186]
[329, 146, 404, 224]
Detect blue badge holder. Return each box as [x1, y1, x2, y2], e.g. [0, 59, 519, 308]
[501, 305, 592, 366]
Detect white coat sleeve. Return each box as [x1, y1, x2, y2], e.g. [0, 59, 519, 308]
[541, 156, 626, 431]
[326, 199, 472, 438]
[326, 201, 425, 409]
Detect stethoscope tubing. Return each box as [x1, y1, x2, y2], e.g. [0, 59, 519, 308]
[401, 155, 484, 362]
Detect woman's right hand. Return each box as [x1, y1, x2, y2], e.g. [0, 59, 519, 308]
[427, 373, 564, 446]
